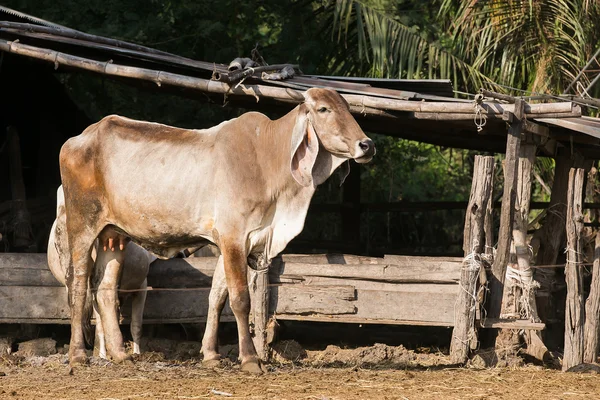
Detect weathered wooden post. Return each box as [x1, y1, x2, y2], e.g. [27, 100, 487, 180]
[563, 168, 586, 371]
[584, 231, 600, 363]
[450, 155, 495, 364]
[249, 254, 270, 361]
[488, 99, 524, 322]
[510, 141, 549, 361]
[533, 156, 591, 323]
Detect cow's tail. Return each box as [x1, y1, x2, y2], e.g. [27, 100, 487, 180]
[82, 281, 94, 348]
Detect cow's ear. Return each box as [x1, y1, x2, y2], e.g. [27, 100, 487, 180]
[338, 160, 350, 187]
[291, 105, 319, 187]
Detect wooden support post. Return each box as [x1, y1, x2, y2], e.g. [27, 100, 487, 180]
[488, 99, 524, 320]
[532, 156, 592, 332]
[584, 231, 600, 363]
[450, 155, 494, 364]
[249, 255, 270, 362]
[563, 168, 586, 371]
[511, 142, 550, 361]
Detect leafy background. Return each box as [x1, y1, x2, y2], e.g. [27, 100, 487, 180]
[5, 0, 597, 254]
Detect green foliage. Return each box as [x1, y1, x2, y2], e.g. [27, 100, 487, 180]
[362, 134, 475, 202]
[2, 0, 575, 254]
[326, 0, 501, 91]
[440, 0, 600, 95]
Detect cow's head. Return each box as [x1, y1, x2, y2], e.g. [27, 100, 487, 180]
[291, 88, 375, 187]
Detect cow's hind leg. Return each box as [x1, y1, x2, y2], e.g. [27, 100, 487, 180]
[201, 255, 228, 365]
[130, 278, 147, 355]
[221, 241, 261, 374]
[93, 232, 130, 363]
[93, 306, 107, 359]
[66, 239, 95, 365]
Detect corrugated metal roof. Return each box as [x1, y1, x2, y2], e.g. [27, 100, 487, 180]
[535, 116, 600, 139]
[0, 6, 67, 29]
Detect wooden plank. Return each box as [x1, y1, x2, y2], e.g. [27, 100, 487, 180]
[279, 254, 382, 265]
[0, 286, 69, 320]
[270, 285, 356, 315]
[479, 319, 545, 331]
[271, 261, 461, 284]
[0, 253, 48, 269]
[0, 267, 62, 287]
[563, 168, 586, 371]
[275, 279, 458, 324]
[383, 255, 463, 264]
[274, 314, 453, 327]
[272, 281, 457, 325]
[353, 287, 456, 324]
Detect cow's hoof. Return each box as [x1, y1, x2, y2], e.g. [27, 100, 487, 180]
[201, 358, 222, 368]
[241, 360, 263, 374]
[112, 352, 133, 364]
[69, 349, 88, 366]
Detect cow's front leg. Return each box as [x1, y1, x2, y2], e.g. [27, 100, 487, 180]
[201, 255, 228, 365]
[93, 236, 130, 363]
[221, 241, 261, 373]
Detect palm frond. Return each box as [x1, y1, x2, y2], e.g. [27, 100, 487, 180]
[329, 0, 500, 93]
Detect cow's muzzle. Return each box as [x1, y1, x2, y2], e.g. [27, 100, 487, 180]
[355, 139, 376, 163]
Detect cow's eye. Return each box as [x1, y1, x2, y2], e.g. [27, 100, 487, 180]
[318, 107, 328, 113]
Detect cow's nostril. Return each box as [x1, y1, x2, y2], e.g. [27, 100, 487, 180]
[359, 139, 374, 156]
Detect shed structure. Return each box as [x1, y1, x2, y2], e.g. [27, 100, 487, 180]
[1, 6, 600, 368]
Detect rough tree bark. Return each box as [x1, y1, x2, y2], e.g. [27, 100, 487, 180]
[584, 231, 600, 363]
[488, 99, 524, 321]
[450, 156, 495, 364]
[563, 168, 586, 371]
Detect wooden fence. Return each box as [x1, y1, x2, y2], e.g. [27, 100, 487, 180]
[0, 253, 462, 327]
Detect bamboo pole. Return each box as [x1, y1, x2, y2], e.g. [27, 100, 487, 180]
[450, 155, 495, 364]
[0, 40, 578, 117]
[563, 168, 586, 371]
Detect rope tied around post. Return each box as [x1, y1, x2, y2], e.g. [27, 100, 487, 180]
[452, 251, 484, 347]
[473, 93, 487, 132]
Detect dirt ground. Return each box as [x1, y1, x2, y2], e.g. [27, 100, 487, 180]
[2, 341, 600, 399]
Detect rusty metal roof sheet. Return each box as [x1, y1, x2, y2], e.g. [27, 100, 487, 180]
[535, 116, 600, 139]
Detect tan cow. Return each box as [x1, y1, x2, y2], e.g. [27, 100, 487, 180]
[59, 88, 375, 372]
[48, 185, 154, 358]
